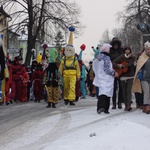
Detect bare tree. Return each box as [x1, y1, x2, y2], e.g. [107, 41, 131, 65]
[0, 0, 81, 65]
[118, 0, 150, 26]
[115, 0, 150, 52]
[99, 29, 111, 45]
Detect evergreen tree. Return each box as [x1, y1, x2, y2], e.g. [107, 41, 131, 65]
[54, 31, 66, 63]
[54, 31, 66, 50]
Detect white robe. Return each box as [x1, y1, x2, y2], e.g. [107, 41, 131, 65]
[93, 59, 114, 97]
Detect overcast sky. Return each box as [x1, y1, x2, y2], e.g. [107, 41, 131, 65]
[73, 0, 127, 62]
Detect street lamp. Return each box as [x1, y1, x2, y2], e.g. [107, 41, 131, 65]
[136, 22, 150, 51]
[136, 22, 150, 33]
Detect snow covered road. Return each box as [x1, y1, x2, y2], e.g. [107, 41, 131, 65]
[0, 96, 150, 150]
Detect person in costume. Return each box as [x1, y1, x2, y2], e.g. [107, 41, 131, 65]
[91, 46, 100, 59]
[9, 56, 22, 103]
[59, 26, 80, 105]
[89, 64, 96, 97]
[110, 37, 123, 109]
[91, 46, 100, 98]
[132, 41, 150, 114]
[31, 63, 45, 102]
[5, 58, 12, 105]
[30, 49, 38, 100]
[74, 53, 81, 101]
[93, 43, 118, 114]
[78, 44, 86, 99]
[113, 47, 136, 111]
[1, 58, 10, 105]
[86, 61, 93, 96]
[134, 51, 144, 109]
[0, 40, 5, 105]
[26, 66, 32, 101]
[45, 47, 60, 108]
[19, 65, 29, 102]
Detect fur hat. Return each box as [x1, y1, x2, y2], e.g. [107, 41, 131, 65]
[110, 38, 122, 47]
[100, 43, 112, 53]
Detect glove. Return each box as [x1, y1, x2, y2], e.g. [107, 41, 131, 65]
[137, 72, 143, 80]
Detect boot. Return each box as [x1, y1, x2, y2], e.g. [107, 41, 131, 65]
[145, 105, 150, 114]
[52, 103, 56, 108]
[104, 110, 110, 114]
[97, 108, 105, 114]
[124, 103, 132, 111]
[118, 103, 122, 109]
[127, 104, 132, 111]
[9, 100, 13, 104]
[136, 104, 140, 108]
[70, 101, 75, 106]
[6, 102, 10, 105]
[112, 101, 116, 109]
[46, 102, 51, 108]
[124, 104, 128, 111]
[139, 105, 143, 109]
[64, 100, 69, 105]
[142, 105, 146, 113]
[74, 96, 79, 102]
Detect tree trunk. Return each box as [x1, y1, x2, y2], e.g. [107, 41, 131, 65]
[24, 37, 36, 66]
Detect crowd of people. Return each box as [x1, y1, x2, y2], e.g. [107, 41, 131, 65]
[0, 28, 150, 115]
[93, 38, 150, 114]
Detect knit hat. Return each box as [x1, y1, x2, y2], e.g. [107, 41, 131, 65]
[144, 41, 150, 49]
[100, 43, 112, 53]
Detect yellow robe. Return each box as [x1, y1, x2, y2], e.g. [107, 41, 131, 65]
[59, 56, 80, 100]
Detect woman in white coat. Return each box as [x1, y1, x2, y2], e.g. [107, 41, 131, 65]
[93, 44, 118, 114]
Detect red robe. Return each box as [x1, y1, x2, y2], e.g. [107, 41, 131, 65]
[31, 69, 45, 101]
[9, 64, 22, 101]
[19, 66, 29, 102]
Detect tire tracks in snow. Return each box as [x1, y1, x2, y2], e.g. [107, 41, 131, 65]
[0, 101, 137, 150]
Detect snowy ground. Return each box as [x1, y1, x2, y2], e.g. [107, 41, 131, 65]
[0, 96, 150, 150]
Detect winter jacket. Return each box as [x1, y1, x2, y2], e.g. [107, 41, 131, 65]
[113, 54, 136, 78]
[140, 58, 150, 82]
[132, 52, 149, 93]
[109, 47, 123, 62]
